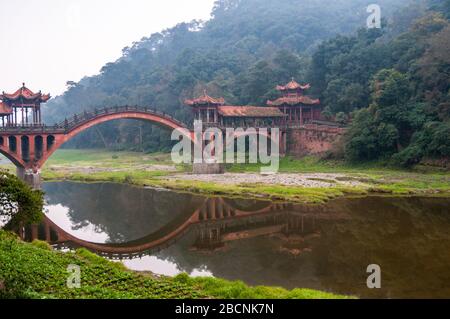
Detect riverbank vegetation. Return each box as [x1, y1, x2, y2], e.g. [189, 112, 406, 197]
[0, 171, 44, 229]
[0, 230, 348, 299]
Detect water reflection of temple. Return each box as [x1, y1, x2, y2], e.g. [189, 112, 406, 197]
[194, 208, 321, 252]
[19, 197, 349, 260]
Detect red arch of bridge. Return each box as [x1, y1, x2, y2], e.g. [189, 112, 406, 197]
[0, 143, 24, 167]
[37, 111, 195, 169]
[30, 198, 283, 257]
[0, 109, 195, 172]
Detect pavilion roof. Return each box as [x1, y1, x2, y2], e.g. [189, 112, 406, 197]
[276, 79, 311, 91]
[267, 95, 320, 106]
[218, 106, 286, 117]
[0, 83, 51, 103]
[184, 90, 225, 106]
[0, 101, 12, 114]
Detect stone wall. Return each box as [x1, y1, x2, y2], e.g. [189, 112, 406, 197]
[192, 163, 225, 174]
[287, 125, 345, 157]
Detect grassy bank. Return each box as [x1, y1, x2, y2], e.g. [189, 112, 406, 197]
[0, 230, 348, 299]
[36, 149, 450, 203]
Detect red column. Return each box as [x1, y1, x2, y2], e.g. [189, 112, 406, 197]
[16, 136, 22, 158]
[29, 135, 35, 162]
[42, 135, 47, 154]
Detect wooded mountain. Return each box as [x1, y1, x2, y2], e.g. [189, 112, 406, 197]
[43, 0, 450, 165]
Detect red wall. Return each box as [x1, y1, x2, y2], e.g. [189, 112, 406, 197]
[287, 125, 345, 157]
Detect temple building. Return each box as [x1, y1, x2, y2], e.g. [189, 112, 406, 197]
[185, 90, 286, 128]
[0, 83, 50, 127]
[267, 78, 321, 126]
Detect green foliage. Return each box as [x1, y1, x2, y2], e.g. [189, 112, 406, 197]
[175, 273, 351, 299]
[344, 108, 380, 161]
[0, 231, 348, 299]
[392, 145, 424, 167]
[0, 170, 44, 229]
[335, 112, 349, 125]
[338, 9, 450, 166]
[394, 121, 450, 166]
[31, 240, 52, 251]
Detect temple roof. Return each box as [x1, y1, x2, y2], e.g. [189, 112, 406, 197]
[267, 95, 320, 106]
[218, 106, 286, 117]
[0, 83, 51, 103]
[184, 90, 225, 106]
[276, 79, 311, 91]
[0, 101, 12, 114]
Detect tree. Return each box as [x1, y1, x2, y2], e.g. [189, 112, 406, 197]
[344, 108, 379, 161]
[0, 171, 44, 230]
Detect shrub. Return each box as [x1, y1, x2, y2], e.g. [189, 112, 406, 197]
[391, 146, 423, 167]
[31, 240, 52, 251]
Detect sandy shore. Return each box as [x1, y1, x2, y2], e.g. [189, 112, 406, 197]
[168, 172, 367, 188]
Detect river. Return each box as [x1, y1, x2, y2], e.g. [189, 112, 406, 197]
[21, 181, 450, 298]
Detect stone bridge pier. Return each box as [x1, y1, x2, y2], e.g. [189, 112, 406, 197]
[16, 166, 42, 189]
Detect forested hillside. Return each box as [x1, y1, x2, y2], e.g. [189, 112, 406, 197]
[43, 0, 449, 166]
[311, 2, 450, 165]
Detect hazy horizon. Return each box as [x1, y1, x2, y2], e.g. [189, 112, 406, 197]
[0, 0, 215, 96]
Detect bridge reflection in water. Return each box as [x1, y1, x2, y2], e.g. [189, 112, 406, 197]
[15, 182, 450, 298]
[19, 197, 348, 260]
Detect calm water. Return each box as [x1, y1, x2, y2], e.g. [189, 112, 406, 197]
[25, 181, 450, 298]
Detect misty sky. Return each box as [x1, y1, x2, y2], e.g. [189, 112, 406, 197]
[0, 0, 215, 96]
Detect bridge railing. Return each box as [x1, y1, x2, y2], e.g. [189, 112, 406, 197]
[0, 125, 66, 134]
[0, 106, 190, 134]
[55, 105, 189, 132]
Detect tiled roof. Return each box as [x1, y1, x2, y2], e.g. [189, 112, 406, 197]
[185, 90, 225, 106]
[267, 95, 320, 106]
[0, 83, 50, 103]
[218, 106, 286, 117]
[276, 79, 311, 91]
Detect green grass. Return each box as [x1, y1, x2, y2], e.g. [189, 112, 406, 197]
[174, 273, 349, 299]
[0, 230, 349, 299]
[45, 149, 177, 169]
[229, 155, 446, 174]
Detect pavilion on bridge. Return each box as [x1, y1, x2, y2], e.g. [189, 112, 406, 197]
[0, 83, 50, 127]
[185, 78, 323, 128]
[184, 90, 286, 128]
[267, 78, 322, 126]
